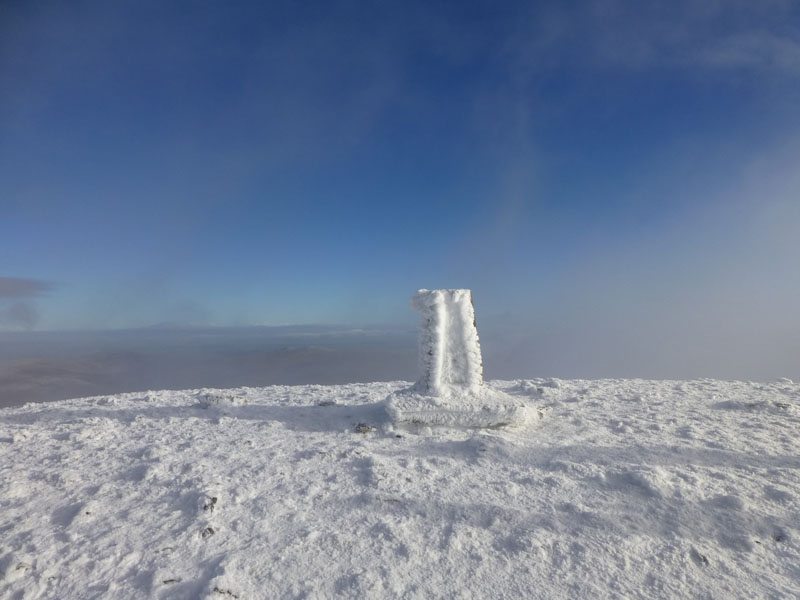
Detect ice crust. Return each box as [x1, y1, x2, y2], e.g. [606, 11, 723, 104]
[387, 289, 530, 427]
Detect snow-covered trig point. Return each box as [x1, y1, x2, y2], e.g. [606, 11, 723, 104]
[386, 289, 530, 427]
[411, 289, 484, 395]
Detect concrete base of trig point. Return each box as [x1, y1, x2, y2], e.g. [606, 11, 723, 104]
[386, 387, 530, 428]
[386, 289, 530, 428]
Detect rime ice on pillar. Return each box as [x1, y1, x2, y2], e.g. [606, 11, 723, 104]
[386, 289, 531, 428]
[411, 289, 483, 396]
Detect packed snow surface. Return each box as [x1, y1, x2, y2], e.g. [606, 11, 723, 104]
[2, 378, 799, 599]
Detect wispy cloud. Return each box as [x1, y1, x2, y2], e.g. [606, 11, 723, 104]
[697, 31, 800, 73]
[501, 1, 800, 75]
[0, 276, 54, 330]
[0, 277, 53, 298]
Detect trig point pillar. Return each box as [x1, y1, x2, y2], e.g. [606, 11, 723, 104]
[411, 289, 483, 395]
[386, 289, 530, 428]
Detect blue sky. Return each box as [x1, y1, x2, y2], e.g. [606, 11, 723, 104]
[2, 0, 800, 378]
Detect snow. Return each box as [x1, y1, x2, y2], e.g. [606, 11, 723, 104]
[1, 377, 800, 599]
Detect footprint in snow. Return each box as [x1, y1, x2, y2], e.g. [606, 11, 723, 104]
[690, 548, 710, 566]
[707, 494, 746, 511]
[763, 485, 793, 504]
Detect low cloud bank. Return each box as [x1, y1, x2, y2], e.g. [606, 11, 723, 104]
[2, 319, 797, 409]
[0, 326, 417, 408]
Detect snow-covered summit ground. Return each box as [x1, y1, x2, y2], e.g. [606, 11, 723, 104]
[1, 378, 799, 599]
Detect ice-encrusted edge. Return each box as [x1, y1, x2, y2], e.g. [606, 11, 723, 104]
[385, 386, 534, 428]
